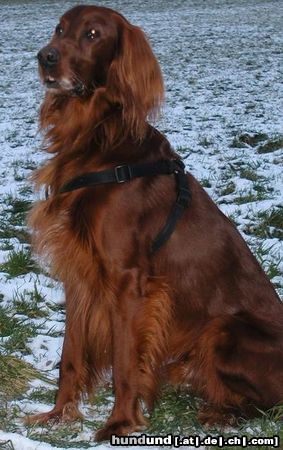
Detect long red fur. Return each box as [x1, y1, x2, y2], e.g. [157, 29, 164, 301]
[27, 5, 283, 441]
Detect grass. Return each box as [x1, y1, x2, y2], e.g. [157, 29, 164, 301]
[231, 180, 274, 205]
[230, 132, 268, 148]
[17, 387, 283, 450]
[245, 208, 283, 240]
[18, 185, 33, 197]
[1, 195, 32, 227]
[11, 158, 37, 171]
[0, 222, 30, 243]
[0, 191, 38, 279]
[27, 425, 91, 449]
[0, 248, 39, 277]
[0, 146, 281, 448]
[0, 440, 15, 450]
[0, 240, 14, 251]
[9, 199, 32, 227]
[12, 288, 48, 319]
[0, 193, 31, 242]
[201, 178, 212, 188]
[149, 387, 201, 434]
[0, 354, 43, 400]
[0, 401, 23, 435]
[220, 181, 236, 196]
[199, 137, 213, 148]
[214, 160, 275, 204]
[239, 167, 263, 182]
[257, 136, 283, 154]
[29, 387, 57, 404]
[0, 305, 38, 354]
[150, 392, 283, 450]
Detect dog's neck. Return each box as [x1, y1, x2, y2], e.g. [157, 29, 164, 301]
[41, 90, 110, 151]
[40, 87, 148, 155]
[33, 89, 150, 194]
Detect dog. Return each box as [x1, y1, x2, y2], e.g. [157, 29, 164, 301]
[27, 4, 283, 441]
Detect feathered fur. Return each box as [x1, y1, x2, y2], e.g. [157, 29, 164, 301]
[27, 5, 283, 441]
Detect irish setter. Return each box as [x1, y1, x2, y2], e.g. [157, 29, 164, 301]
[28, 4, 283, 441]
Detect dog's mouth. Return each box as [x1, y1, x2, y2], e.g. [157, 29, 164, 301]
[43, 76, 85, 96]
[44, 76, 61, 89]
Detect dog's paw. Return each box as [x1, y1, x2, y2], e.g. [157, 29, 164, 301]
[95, 419, 146, 442]
[25, 409, 63, 426]
[198, 405, 238, 428]
[25, 402, 83, 426]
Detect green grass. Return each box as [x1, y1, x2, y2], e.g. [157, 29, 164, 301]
[13, 169, 26, 182]
[12, 287, 48, 319]
[0, 354, 42, 400]
[220, 181, 236, 196]
[0, 307, 38, 354]
[0, 222, 30, 243]
[239, 167, 263, 182]
[0, 193, 31, 243]
[0, 145, 281, 449]
[18, 185, 33, 197]
[149, 387, 201, 434]
[0, 439, 15, 450]
[29, 387, 57, 404]
[25, 387, 282, 450]
[201, 178, 212, 188]
[0, 240, 14, 251]
[234, 192, 266, 205]
[257, 137, 283, 154]
[2, 195, 32, 227]
[0, 401, 23, 435]
[27, 425, 90, 449]
[149, 390, 283, 450]
[11, 158, 37, 171]
[214, 160, 276, 204]
[245, 208, 283, 240]
[230, 132, 268, 148]
[233, 182, 274, 205]
[265, 261, 281, 281]
[0, 248, 39, 277]
[199, 137, 213, 147]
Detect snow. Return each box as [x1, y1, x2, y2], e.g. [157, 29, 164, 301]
[0, 0, 282, 448]
[1, 432, 181, 450]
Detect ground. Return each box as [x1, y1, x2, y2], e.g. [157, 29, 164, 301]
[0, 0, 282, 449]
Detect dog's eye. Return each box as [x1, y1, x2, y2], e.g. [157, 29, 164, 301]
[55, 24, 63, 36]
[86, 29, 97, 40]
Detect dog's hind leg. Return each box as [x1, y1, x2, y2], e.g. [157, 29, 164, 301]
[213, 312, 283, 412]
[168, 313, 283, 426]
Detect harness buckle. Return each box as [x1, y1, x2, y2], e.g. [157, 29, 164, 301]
[114, 165, 132, 183]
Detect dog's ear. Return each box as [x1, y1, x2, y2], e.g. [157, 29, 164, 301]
[107, 19, 164, 139]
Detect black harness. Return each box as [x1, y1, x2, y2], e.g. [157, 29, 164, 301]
[58, 159, 191, 253]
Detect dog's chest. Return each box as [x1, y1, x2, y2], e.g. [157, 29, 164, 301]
[30, 196, 104, 285]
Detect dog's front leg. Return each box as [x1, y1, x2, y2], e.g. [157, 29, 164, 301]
[26, 286, 85, 425]
[95, 271, 149, 441]
[26, 326, 84, 425]
[95, 274, 171, 441]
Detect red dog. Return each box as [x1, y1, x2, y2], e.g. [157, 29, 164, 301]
[28, 5, 283, 441]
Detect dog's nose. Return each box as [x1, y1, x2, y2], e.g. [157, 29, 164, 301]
[37, 46, 60, 68]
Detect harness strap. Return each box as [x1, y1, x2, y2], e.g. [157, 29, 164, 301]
[151, 169, 191, 253]
[59, 159, 181, 193]
[58, 159, 191, 253]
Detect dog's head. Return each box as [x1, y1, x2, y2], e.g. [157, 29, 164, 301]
[37, 5, 163, 124]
